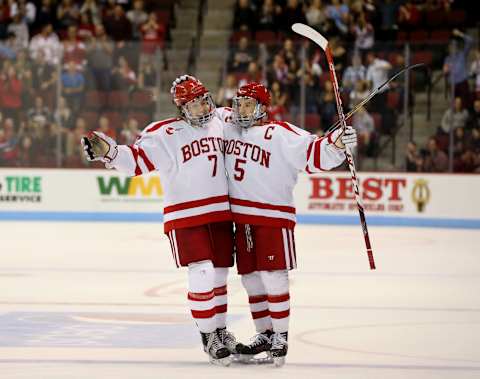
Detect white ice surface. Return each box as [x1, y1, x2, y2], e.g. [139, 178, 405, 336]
[0, 221, 479, 379]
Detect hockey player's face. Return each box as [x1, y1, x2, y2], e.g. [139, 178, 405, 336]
[186, 96, 212, 117]
[237, 97, 257, 117]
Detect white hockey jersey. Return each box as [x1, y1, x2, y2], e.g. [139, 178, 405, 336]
[109, 117, 231, 233]
[218, 108, 346, 229]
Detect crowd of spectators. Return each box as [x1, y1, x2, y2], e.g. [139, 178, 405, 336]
[0, 0, 478, 173]
[406, 29, 480, 173]
[0, 0, 174, 168]
[222, 0, 475, 168]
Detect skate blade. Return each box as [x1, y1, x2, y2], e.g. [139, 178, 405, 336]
[209, 355, 233, 367]
[273, 356, 285, 367]
[234, 353, 273, 365]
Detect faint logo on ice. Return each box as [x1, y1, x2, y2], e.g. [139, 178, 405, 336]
[0, 312, 199, 348]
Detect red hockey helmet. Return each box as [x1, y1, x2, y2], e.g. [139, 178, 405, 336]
[170, 75, 215, 126]
[236, 82, 271, 107]
[232, 82, 270, 128]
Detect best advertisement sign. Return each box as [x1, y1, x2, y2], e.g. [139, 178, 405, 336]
[294, 172, 480, 227]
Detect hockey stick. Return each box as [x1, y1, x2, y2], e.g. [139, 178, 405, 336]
[326, 63, 424, 133]
[292, 23, 376, 270]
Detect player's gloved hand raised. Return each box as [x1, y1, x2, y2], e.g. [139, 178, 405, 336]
[330, 126, 357, 150]
[81, 131, 118, 163]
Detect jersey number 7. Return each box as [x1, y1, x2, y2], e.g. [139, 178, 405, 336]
[208, 154, 217, 177]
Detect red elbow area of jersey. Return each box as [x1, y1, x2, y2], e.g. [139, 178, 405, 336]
[313, 138, 323, 170]
[127, 145, 142, 176]
[137, 147, 155, 172]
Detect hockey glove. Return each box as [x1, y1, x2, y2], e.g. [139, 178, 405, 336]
[81, 131, 118, 163]
[331, 126, 357, 149]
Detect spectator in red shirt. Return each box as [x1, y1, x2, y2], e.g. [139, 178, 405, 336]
[398, 0, 421, 30]
[140, 13, 165, 57]
[0, 65, 23, 123]
[63, 25, 87, 71]
[0, 118, 18, 166]
[78, 11, 96, 41]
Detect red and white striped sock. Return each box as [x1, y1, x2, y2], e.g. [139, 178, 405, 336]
[188, 289, 216, 332]
[268, 293, 290, 333]
[188, 260, 216, 333]
[242, 271, 272, 332]
[213, 267, 229, 329]
[260, 270, 290, 333]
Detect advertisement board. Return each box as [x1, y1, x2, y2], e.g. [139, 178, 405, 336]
[1, 169, 479, 228]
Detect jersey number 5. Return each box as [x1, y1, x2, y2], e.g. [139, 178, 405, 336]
[234, 159, 246, 181]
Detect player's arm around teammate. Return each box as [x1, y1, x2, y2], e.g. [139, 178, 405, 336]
[81, 75, 243, 366]
[221, 82, 357, 366]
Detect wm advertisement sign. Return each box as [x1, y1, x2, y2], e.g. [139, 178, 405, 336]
[97, 175, 164, 202]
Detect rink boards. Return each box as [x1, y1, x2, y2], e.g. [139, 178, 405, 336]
[0, 169, 479, 228]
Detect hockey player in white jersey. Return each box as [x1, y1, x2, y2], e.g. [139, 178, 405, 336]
[220, 82, 357, 366]
[81, 75, 243, 366]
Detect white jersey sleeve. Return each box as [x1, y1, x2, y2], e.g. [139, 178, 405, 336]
[215, 106, 234, 124]
[109, 120, 174, 176]
[275, 121, 346, 173]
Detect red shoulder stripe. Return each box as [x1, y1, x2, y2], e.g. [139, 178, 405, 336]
[145, 118, 179, 133]
[268, 121, 300, 136]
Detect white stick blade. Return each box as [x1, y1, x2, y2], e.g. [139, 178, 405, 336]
[291, 23, 328, 50]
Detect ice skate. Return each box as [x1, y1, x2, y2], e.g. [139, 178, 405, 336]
[270, 332, 288, 367]
[217, 327, 244, 354]
[237, 330, 274, 364]
[201, 331, 232, 366]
